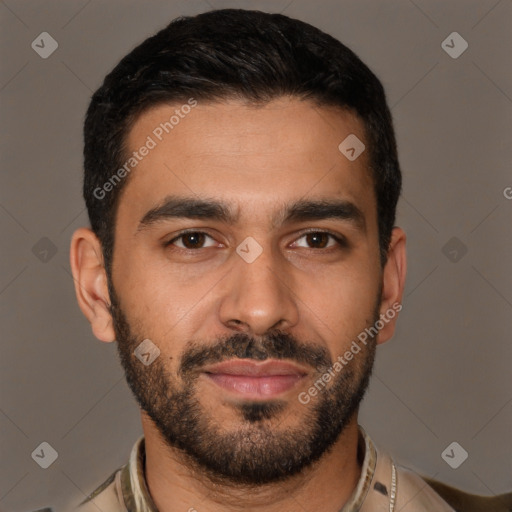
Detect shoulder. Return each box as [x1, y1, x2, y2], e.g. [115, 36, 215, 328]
[72, 467, 125, 512]
[421, 473, 512, 512]
[71, 435, 147, 511]
[364, 428, 511, 512]
[393, 465, 455, 511]
[396, 464, 512, 512]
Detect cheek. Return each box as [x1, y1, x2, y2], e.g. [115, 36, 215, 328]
[309, 264, 380, 347]
[114, 259, 219, 356]
[317, 256, 377, 302]
[115, 245, 183, 307]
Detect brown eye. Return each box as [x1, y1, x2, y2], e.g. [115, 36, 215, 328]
[167, 232, 216, 250]
[293, 231, 345, 249]
[305, 232, 330, 248]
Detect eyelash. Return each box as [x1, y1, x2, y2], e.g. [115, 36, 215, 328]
[165, 229, 348, 251]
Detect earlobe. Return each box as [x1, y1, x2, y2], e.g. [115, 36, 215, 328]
[69, 228, 116, 343]
[377, 227, 407, 345]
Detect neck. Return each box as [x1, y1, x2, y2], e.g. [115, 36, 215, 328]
[142, 414, 363, 512]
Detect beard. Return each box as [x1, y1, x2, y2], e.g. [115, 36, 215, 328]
[108, 281, 380, 487]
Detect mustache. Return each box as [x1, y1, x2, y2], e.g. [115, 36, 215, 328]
[179, 330, 332, 377]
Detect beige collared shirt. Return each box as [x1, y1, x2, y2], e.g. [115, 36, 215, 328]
[75, 427, 455, 511]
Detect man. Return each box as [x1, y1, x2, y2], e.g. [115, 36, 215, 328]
[70, 8, 511, 512]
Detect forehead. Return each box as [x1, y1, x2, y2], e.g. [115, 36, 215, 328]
[118, 97, 376, 230]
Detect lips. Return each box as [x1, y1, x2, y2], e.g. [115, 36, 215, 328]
[202, 360, 308, 398]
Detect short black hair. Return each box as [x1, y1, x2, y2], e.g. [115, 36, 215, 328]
[83, 8, 402, 274]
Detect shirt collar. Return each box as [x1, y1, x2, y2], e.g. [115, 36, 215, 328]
[121, 426, 377, 511]
[120, 434, 158, 512]
[340, 425, 378, 510]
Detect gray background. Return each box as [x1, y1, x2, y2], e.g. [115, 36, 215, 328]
[1, 0, 511, 510]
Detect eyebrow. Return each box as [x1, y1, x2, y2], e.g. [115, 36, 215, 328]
[137, 195, 366, 233]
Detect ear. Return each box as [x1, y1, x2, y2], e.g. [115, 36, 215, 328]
[376, 226, 407, 345]
[69, 227, 116, 342]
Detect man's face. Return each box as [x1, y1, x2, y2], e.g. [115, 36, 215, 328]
[109, 97, 383, 484]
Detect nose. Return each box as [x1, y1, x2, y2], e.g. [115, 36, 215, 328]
[218, 242, 300, 336]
